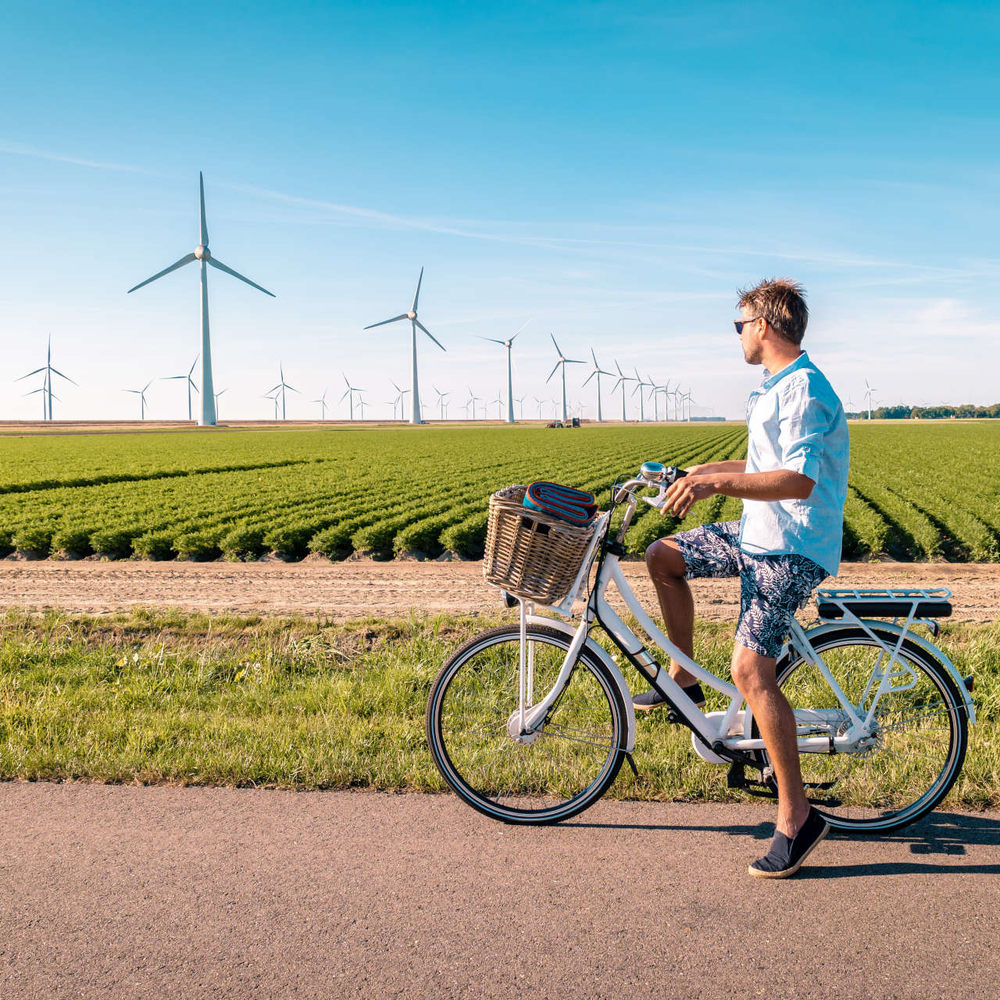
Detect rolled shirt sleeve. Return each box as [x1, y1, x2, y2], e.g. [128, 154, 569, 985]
[776, 384, 826, 484]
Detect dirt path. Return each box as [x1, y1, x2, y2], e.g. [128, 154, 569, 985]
[1, 785, 998, 1000]
[0, 559, 997, 621]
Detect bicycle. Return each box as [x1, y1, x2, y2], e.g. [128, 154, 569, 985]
[425, 462, 976, 831]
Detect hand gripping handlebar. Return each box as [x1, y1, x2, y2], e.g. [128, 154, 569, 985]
[613, 461, 688, 508]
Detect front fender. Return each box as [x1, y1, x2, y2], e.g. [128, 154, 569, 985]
[527, 614, 637, 752]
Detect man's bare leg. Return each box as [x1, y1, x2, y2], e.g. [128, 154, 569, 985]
[730, 642, 811, 837]
[645, 538, 697, 688]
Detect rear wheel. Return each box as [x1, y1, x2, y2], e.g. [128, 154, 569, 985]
[765, 627, 969, 832]
[426, 624, 627, 824]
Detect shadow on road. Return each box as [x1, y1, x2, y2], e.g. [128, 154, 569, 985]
[567, 809, 1000, 856]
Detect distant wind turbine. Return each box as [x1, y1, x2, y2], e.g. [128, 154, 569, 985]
[477, 318, 531, 423]
[632, 368, 654, 422]
[266, 364, 299, 420]
[433, 385, 450, 421]
[340, 373, 364, 420]
[312, 389, 329, 420]
[163, 355, 199, 421]
[127, 172, 275, 427]
[124, 380, 153, 420]
[389, 380, 410, 421]
[364, 267, 445, 424]
[16, 335, 77, 421]
[214, 388, 228, 420]
[492, 391, 504, 420]
[611, 361, 636, 421]
[533, 396, 544, 419]
[545, 335, 585, 423]
[514, 395, 525, 420]
[864, 379, 878, 420]
[582, 348, 613, 422]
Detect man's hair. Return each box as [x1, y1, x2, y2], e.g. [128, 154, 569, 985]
[737, 278, 808, 346]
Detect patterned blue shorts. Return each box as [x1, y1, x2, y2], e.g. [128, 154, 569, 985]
[670, 521, 827, 658]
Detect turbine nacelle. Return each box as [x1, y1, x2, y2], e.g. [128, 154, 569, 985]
[407, 310, 416, 320]
[195, 245, 211, 261]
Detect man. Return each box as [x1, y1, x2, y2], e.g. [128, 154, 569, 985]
[636, 278, 849, 878]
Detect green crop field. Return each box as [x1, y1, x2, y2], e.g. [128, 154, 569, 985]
[1, 422, 998, 563]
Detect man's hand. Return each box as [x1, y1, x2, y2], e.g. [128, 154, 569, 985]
[662, 474, 717, 519]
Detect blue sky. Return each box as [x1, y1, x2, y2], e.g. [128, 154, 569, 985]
[2, 1, 998, 421]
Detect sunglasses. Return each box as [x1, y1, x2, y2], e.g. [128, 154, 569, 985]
[734, 316, 762, 335]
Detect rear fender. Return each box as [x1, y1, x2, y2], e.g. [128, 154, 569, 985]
[527, 614, 637, 752]
[796, 620, 976, 725]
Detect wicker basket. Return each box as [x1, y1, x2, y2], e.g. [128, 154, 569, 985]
[483, 485, 598, 604]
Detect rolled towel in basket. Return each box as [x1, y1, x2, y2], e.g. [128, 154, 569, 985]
[522, 481, 598, 526]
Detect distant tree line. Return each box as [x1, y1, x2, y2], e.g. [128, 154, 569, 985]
[845, 404, 1000, 420]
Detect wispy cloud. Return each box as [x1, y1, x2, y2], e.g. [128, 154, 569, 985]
[0, 140, 155, 174]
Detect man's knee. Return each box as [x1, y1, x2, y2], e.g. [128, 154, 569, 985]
[645, 537, 687, 579]
[730, 643, 778, 695]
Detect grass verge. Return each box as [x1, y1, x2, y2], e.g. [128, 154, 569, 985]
[0, 608, 997, 807]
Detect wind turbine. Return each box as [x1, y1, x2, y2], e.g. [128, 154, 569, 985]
[390, 380, 410, 421]
[340, 373, 364, 420]
[465, 386, 481, 421]
[477, 318, 531, 423]
[514, 395, 525, 420]
[632, 368, 655, 422]
[364, 267, 445, 424]
[492, 391, 504, 420]
[163, 355, 199, 420]
[263, 390, 279, 420]
[124, 380, 153, 420]
[864, 380, 878, 420]
[266, 364, 299, 420]
[214, 388, 228, 420]
[356, 396, 368, 420]
[611, 361, 636, 421]
[16, 335, 77, 420]
[312, 389, 329, 420]
[545, 335, 585, 423]
[127, 172, 275, 427]
[533, 396, 544, 419]
[582, 348, 613, 422]
[433, 385, 450, 421]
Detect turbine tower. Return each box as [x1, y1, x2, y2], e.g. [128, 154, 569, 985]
[582, 348, 613, 422]
[477, 318, 530, 423]
[163, 355, 199, 420]
[611, 361, 636, 421]
[127, 172, 275, 427]
[16, 335, 77, 420]
[124, 380, 153, 420]
[364, 267, 445, 424]
[545, 335, 585, 423]
[266, 364, 299, 420]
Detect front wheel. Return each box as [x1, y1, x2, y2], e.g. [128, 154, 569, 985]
[766, 627, 970, 832]
[426, 624, 627, 824]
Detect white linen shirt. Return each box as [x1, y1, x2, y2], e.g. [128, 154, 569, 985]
[739, 351, 849, 576]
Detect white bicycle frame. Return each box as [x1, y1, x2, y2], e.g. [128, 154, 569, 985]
[511, 478, 974, 763]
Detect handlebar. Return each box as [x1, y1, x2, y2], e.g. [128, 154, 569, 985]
[613, 461, 687, 507]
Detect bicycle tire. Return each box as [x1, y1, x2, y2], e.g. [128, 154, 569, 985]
[758, 626, 970, 832]
[426, 623, 628, 824]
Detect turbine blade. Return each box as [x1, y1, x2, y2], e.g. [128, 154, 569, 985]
[567, 358, 585, 365]
[127, 253, 197, 293]
[162, 375, 186, 381]
[22, 387, 46, 397]
[545, 361, 560, 384]
[415, 319, 446, 351]
[15, 367, 47, 381]
[477, 336, 505, 345]
[364, 314, 408, 330]
[411, 266, 424, 313]
[189, 354, 199, 376]
[511, 317, 532, 341]
[49, 367, 77, 385]
[199, 172, 209, 246]
[582, 371, 595, 386]
[287, 384, 300, 394]
[207, 257, 275, 297]
[550, 333, 563, 356]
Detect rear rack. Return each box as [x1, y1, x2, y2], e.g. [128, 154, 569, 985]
[816, 588, 952, 636]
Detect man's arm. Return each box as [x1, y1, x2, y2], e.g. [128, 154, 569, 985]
[686, 459, 747, 476]
[662, 468, 815, 519]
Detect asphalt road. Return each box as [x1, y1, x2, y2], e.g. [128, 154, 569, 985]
[2, 785, 998, 999]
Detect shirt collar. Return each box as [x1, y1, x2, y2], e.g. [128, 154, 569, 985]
[758, 351, 809, 393]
